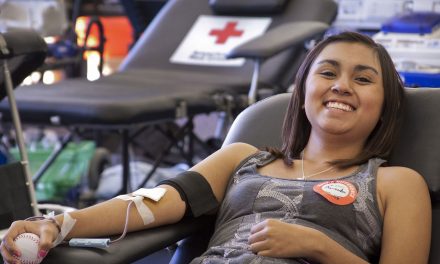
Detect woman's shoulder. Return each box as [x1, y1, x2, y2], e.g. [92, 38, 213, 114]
[221, 142, 259, 156]
[216, 143, 281, 173]
[224, 143, 280, 171]
[218, 142, 260, 164]
[223, 142, 259, 152]
[377, 166, 425, 184]
[377, 166, 429, 201]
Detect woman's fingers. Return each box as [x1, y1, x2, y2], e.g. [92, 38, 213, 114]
[250, 220, 266, 234]
[249, 240, 268, 253]
[248, 227, 267, 244]
[1, 219, 58, 263]
[38, 225, 56, 254]
[1, 237, 20, 264]
[2, 222, 26, 258]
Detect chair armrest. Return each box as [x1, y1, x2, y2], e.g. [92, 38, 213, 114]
[42, 216, 214, 264]
[227, 21, 328, 61]
[0, 30, 48, 101]
[0, 30, 47, 59]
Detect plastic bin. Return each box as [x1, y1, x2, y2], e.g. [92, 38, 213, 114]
[10, 141, 96, 202]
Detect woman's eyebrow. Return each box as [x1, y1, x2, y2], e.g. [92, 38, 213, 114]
[317, 59, 338, 67]
[354, 65, 379, 75]
[317, 59, 379, 75]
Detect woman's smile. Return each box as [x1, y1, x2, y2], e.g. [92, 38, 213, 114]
[324, 100, 356, 112]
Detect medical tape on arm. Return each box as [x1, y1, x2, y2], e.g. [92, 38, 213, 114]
[116, 187, 167, 225]
[25, 211, 76, 247]
[48, 212, 77, 247]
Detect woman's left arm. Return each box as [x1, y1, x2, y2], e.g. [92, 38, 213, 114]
[377, 167, 431, 264]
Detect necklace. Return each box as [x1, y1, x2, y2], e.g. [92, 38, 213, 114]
[301, 150, 334, 180]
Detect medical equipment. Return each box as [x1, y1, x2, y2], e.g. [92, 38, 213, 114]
[373, 12, 440, 87]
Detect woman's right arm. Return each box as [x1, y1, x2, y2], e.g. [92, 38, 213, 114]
[1, 142, 258, 263]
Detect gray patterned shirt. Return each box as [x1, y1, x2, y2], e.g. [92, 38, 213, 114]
[191, 151, 384, 264]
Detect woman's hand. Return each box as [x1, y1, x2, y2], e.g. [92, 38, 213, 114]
[248, 219, 370, 264]
[248, 219, 316, 259]
[1, 219, 59, 263]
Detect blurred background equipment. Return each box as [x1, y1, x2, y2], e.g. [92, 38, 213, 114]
[373, 12, 440, 88]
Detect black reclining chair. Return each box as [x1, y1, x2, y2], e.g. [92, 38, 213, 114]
[42, 88, 440, 263]
[0, 0, 338, 195]
[0, 30, 49, 221]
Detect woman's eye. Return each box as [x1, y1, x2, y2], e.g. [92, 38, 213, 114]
[320, 71, 335, 77]
[356, 77, 372, 83]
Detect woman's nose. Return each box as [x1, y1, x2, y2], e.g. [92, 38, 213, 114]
[331, 79, 352, 95]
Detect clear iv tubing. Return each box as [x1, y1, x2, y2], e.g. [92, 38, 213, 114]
[26, 200, 135, 248]
[67, 200, 135, 248]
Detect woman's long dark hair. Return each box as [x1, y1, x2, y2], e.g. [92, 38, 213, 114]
[271, 31, 405, 168]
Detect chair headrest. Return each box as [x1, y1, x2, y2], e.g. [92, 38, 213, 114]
[209, 0, 288, 15]
[389, 88, 440, 201]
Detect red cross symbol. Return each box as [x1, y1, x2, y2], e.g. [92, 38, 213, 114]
[209, 22, 244, 44]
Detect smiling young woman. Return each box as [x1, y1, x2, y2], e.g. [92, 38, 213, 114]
[1, 32, 430, 264]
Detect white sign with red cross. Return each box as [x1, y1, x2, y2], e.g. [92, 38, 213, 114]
[170, 15, 272, 66]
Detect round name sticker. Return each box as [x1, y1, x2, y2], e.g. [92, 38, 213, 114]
[313, 180, 358, 205]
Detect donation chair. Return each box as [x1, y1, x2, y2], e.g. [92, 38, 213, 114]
[41, 88, 440, 263]
[0, 30, 49, 222]
[0, 29, 75, 258]
[0, 0, 338, 195]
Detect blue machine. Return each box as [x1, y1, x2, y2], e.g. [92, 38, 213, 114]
[373, 12, 440, 88]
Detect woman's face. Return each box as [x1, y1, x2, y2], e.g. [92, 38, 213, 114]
[304, 42, 384, 143]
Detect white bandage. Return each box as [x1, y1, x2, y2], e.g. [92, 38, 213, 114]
[49, 212, 77, 247]
[132, 187, 166, 201]
[116, 187, 167, 225]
